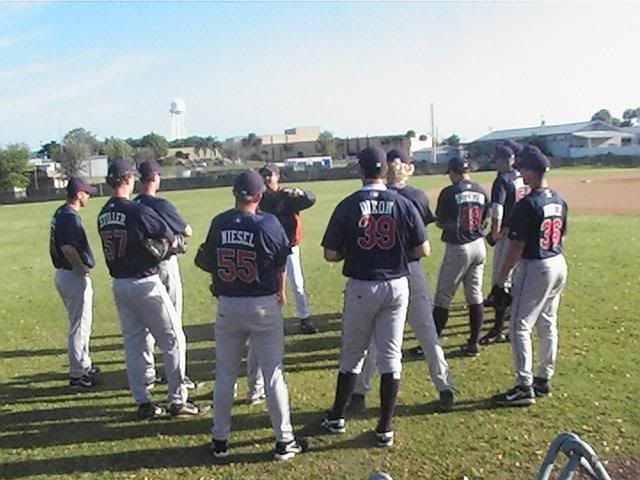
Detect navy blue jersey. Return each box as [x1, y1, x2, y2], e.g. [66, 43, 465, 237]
[97, 197, 175, 279]
[508, 188, 568, 259]
[321, 186, 426, 281]
[134, 194, 188, 235]
[203, 209, 291, 297]
[389, 183, 434, 262]
[49, 204, 95, 270]
[490, 170, 529, 228]
[436, 180, 490, 245]
[260, 188, 316, 246]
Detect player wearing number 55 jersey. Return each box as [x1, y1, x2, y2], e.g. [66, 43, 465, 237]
[195, 170, 307, 461]
[98, 159, 203, 420]
[433, 157, 490, 357]
[321, 146, 429, 448]
[494, 146, 568, 407]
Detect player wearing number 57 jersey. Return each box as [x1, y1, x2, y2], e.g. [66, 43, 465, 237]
[98, 159, 202, 420]
[195, 170, 307, 460]
[493, 146, 568, 407]
[433, 157, 490, 357]
[321, 146, 429, 448]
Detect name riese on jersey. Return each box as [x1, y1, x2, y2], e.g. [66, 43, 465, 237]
[455, 192, 485, 205]
[543, 203, 563, 218]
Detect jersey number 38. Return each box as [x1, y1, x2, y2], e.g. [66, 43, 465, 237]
[539, 218, 563, 250]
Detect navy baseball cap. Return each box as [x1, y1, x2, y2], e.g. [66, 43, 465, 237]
[494, 144, 514, 161]
[107, 159, 136, 179]
[66, 177, 97, 197]
[138, 159, 161, 181]
[233, 170, 266, 199]
[358, 146, 388, 177]
[447, 157, 470, 174]
[502, 139, 524, 155]
[386, 148, 412, 164]
[518, 145, 550, 173]
[259, 163, 280, 178]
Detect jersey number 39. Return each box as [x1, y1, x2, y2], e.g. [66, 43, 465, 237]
[357, 215, 396, 250]
[217, 248, 257, 283]
[539, 218, 563, 250]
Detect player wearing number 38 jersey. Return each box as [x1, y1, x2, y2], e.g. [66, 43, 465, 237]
[494, 146, 568, 407]
[433, 157, 490, 357]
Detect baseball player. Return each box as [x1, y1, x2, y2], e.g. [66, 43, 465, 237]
[346, 148, 454, 414]
[98, 159, 203, 419]
[493, 146, 568, 406]
[50, 177, 100, 388]
[433, 157, 490, 357]
[259, 163, 318, 334]
[321, 146, 429, 448]
[195, 170, 307, 460]
[480, 143, 529, 345]
[134, 159, 201, 391]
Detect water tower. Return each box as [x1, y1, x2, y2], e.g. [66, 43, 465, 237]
[170, 98, 186, 140]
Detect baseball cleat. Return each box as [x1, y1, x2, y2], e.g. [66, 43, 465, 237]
[184, 376, 205, 390]
[87, 365, 101, 376]
[345, 393, 366, 415]
[438, 389, 454, 412]
[494, 385, 536, 407]
[246, 394, 266, 406]
[533, 377, 552, 397]
[137, 402, 166, 420]
[407, 345, 424, 357]
[210, 439, 229, 459]
[479, 329, 507, 345]
[300, 318, 319, 334]
[460, 342, 480, 357]
[69, 375, 96, 388]
[273, 437, 309, 461]
[169, 401, 210, 418]
[375, 430, 394, 448]
[321, 417, 346, 434]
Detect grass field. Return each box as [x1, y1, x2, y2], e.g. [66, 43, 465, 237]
[1, 169, 638, 479]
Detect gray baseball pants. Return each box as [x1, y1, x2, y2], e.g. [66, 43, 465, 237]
[434, 238, 486, 308]
[354, 261, 452, 395]
[340, 277, 409, 376]
[286, 245, 312, 320]
[144, 255, 187, 383]
[212, 295, 294, 443]
[55, 269, 93, 378]
[113, 275, 187, 406]
[510, 254, 568, 386]
[491, 232, 513, 288]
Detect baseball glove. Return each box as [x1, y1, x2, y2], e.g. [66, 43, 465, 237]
[143, 237, 171, 262]
[170, 234, 188, 255]
[490, 284, 512, 311]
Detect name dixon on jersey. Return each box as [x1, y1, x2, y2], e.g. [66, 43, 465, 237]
[358, 200, 395, 216]
[98, 212, 126, 228]
[220, 229, 255, 247]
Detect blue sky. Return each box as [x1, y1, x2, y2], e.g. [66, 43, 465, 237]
[1, 1, 639, 149]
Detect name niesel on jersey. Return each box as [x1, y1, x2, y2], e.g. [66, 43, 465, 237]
[543, 203, 563, 218]
[359, 200, 394, 216]
[455, 192, 485, 205]
[221, 230, 255, 247]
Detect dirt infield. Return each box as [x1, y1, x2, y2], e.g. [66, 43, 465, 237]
[551, 173, 640, 214]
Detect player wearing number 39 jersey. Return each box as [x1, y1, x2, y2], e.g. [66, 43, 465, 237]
[493, 146, 568, 407]
[433, 157, 490, 357]
[321, 146, 428, 448]
[196, 170, 307, 460]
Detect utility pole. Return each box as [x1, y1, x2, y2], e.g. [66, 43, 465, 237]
[430, 103, 437, 164]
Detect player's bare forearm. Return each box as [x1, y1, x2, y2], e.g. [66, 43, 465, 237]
[491, 218, 503, 240]
[412, 240, 431, 258]
[61, 245, 90, 275]
[277, 267, 287, 305]
[183, 224, 193, 237]
[497, 240, 525, 286]
[324, 248, 343, 262]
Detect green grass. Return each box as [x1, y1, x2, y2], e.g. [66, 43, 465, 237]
[1, 168, 638, 479]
